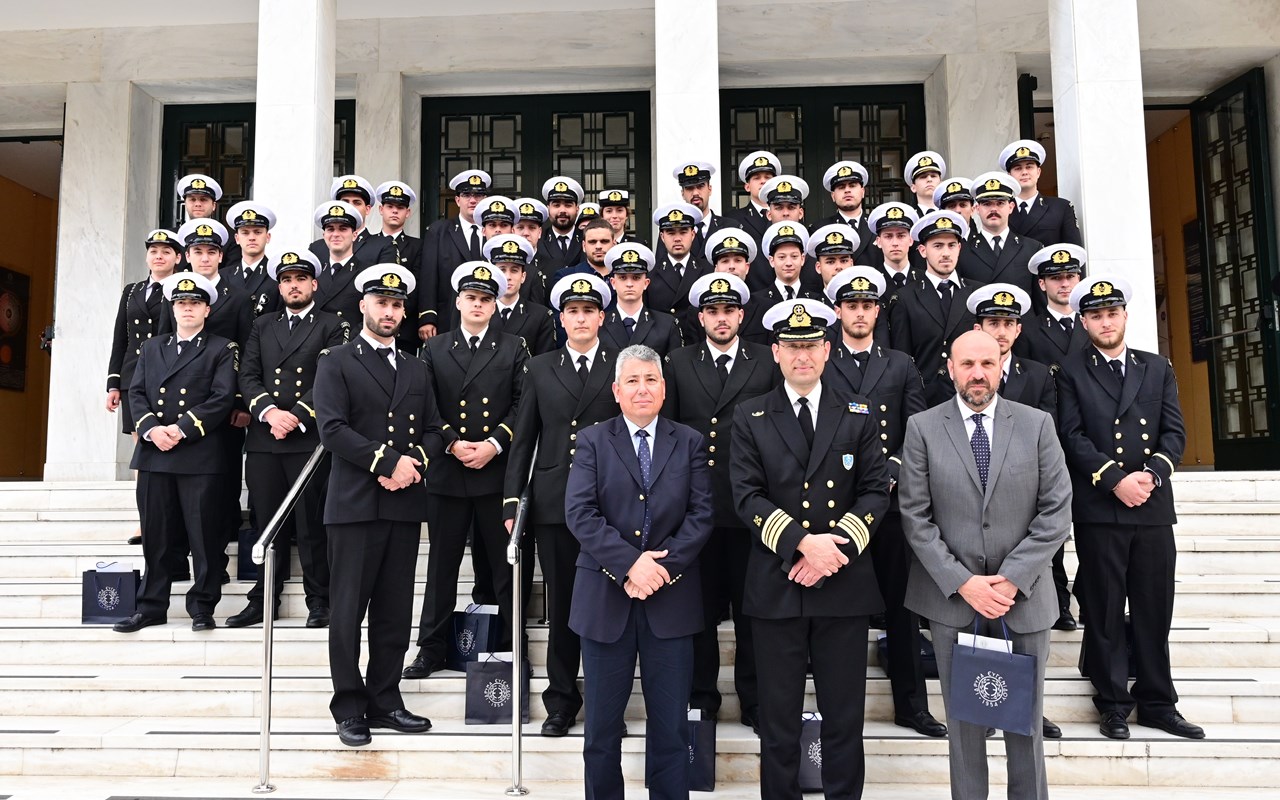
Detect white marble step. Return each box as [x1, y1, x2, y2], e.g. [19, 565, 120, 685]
[0, 664, 1274, 726]
[1, 714, 1277, 788]
[0, 618, 1275, 670]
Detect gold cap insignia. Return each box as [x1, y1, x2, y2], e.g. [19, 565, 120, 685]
[985, 178, 1002, 191]
[947, 182, 963, 193]
[753, 156, 770, 167]
[837, 165, 854, 178]
[935, 218, 953, 230]
[389, 185, 404, 197]
[152, 232, 167, 241]
[581, 207, 597, 216]
[488, 200, 506, 213]
[993, 291, 1015, 307]
[850, 277, 871, 292]
[473, 266, 492, 281]
[520, 203, 535, 215]
[1091, 281, 1114, 297]
[918, 157, 933, 168]
[777, 226, 794, 237]
[788, 304, 813, 328]
[776, 181, 793, 193]
[281, 252, 299, 265]
[468, 175, 483, 186]
[177, 279, 196, 292]
[241, 210, 257, 221]
[723, 236, 742, 249]
[683, 164, 700, 177]
[190, 179, 206, 189]
[554, 181, 568, 192]
[710, 278, 731, 294]
[621, 249, 640, 264]
[886, 207, 904, 219]
[668, 210, 685, 222]
[195, 224, 213, 237]
[571, 279, 593, 294]
[1052, 249, 1071, 264]
[502, 240, 520, 254]
[342, 178, 359, 189]
[329, 205, 346, 217]
[608, 191, 623, 202]
[381, 272, 401, 289]
[1015, 146, 1032, 158]
[826, 232, 845, 245]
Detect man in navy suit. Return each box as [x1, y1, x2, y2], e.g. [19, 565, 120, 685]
[565, 344, 714, 800]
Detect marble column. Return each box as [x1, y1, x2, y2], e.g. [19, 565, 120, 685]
[253, 0, 336, 257]
[355, 71, 405, 235]
[1050, 0, 1157, 351]
[653, 0, 721, 212]
[44, 82, 163, 480]
[923, 53, 1020, 180]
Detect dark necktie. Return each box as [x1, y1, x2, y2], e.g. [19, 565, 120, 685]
[970, 412, 990, 491]
[852, 350, 869, 369]
[288, 315, 299, 333]
[468, 225, 481, 259]
[697, 222, 706, 239]
[797, 396, 814, 450]
[1109, 359, 1125, 382]
[892, 273, 907, 290]
[938, 279, 953, 317]
[175, 340, 185, 357]
[847, 217, 858, 229]
[146, 282, 161, 311]
[674, 261, 685, 279]
[1060, 315, 1074, 333]
[1018, 201, 1029, 215]
[558, 235, 569, 254]
[376, 346, 395, 378]
[577, 354, 589, 384]
[636, 429, 652, 547]
[623, 317, 636, 339]
[469, 335, 479, 354]
[715, 353, 730, 385]
[784, 284, 795, 300]
[241, 266, 254, 282]
[501, 307, 512, 323]
[992, 235, 1003, 259]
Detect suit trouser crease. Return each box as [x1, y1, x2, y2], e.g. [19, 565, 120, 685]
[137, 471, 224, 618]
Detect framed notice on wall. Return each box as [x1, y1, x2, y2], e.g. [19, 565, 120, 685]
[0, 266, 29, 391]
[1184, 219, 1208, 362]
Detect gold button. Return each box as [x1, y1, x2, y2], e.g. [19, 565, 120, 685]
[635, 531, 641, 537]
[708, 459, 715, 467]
[570, 448, 576, 455]
[827, 500, 836, 508]
[178, 401, 185, 407]
[274, 379, 280, 385]
[710, 417, 718, 424]
[1142, 433, 1150, 440]
[460, 427, 467, 434]
[1118, 462, 1125, 468]
[388, 426, 395, 432]
[275, 368, 282, 374]
[570, 433, 576, 440]
[1144, 448, 1151, 455]
[941, 351, 947, 358]
[483, 411, 490, 417]
[1116, 447, 1123, 454]
[882, 447, 888, 454]
[571, 420, 578, 427]
[297, 367, 303, 373]
[296, 380, 303, 386]
[1140, 419, 1148, 425]
[802, 500, 810, 509]
[483, 397, 490, 404]
[709, 431, 716, 438]
[159, 387, 166, 394]
[460, 400, 467, 407]
[639, 494, 645, 500]
[880, 405, 887, 412]
[388, 412, 394, 418]
[708, 445, 716, 453]
[409, 428, 415, 434]
[409, 415, 415, 421]
[388, 439, 394, 445]
[1114, 419, 1120, 425]
[158, 399, 164, 405]
[827, 480, 834, 488]
[483, 426, 490, 433]
[134, 318, 139, 324]
[460, 413, 467, 419]
[1115, 432, 1123, 439]
[804, 482, 810, 490]
[802, 520, 810, 529]
[156, 412, 163, 418]
[180, 388, 187, 395]
[829, 520, 837, 528]
[880, 433, 888, 440]
[273, 391, 280, 397]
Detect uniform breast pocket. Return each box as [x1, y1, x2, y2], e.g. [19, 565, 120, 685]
[831, 440, 859, 452]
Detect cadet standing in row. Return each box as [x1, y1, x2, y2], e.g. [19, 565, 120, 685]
[599, 242, 683, 356]
[221, 201, 279, 318]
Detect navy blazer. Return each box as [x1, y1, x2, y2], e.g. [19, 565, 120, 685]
[565, 415, 714, 643]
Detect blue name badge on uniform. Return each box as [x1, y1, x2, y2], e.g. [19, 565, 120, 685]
[842, 454, 855, 471]
[849, 402, 869, 415]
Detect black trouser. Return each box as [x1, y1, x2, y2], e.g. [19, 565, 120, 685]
[1073, 522, 1178, 717]
[869, 511, 928, 716]
[535, 521, 582, 717]
[754, 615, 870, 800]
[327, 519, 420, 723]
[136, 470, 225, 619]
[415, 493, 514, 662]
[1050, 543, 1071, 614]
[691, 525, 757, 718]
[219, 425, 247, 541]
[469, 517, 498, 605]
[243, 450, 330, 612]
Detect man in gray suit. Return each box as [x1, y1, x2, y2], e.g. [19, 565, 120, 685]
[899, 330, 1072, 800]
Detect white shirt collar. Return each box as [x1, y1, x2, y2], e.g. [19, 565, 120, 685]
[774, 278, 800, 296]
[241, 255, 266, 272]
[845, 340, 874, 356]
[360, 330, 396, 359]
[980, 226, 1010, 249]
[623, 415, 660, 450]
[1002, 355, 1012, 379]
[205, 272, 222, 288]
[706, 337, 741, 364]
[287, 301, 315, 319]
[1047, 307, 1073, 322]
[751, 201, 768, 216]
[497, 298, 519, 313]
[461, 325, 489, 344]
[566, 339, 601, 369]
[883, 261, 911, 277]
[839, 211, 862, 225]
[783, 380, 822, 416]
[1019, 192, 1039, 209]
[925, 270, 956, 291]
[957, 392, 998, 424]
[1096, 346, 1128, 367]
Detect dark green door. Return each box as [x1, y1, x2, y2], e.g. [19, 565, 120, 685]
[1191, 67, 1280, 469]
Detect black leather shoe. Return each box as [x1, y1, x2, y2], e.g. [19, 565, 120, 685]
[985, 727, 996, 738]
[191, 613, 216, 631]
[126, 535, 142, 545]
[1136, 711, 1204, 739]
[1052, 611, 1078, 632]
[869, 613, 887, 630]
[740, 707, 760, 735]
[336, 717, 371, 747]
[541, 711, 574, 737]
[113, 612, 165, 633]
[895, 710, 948, 738]
[226, 605, 264, 628]
[1100, 711, 1130, 739]
[305, 607, 330, 628]
[402, 651, 445, 679]
[1042, 716, 1062, 739]
[367, 708, 431, 733]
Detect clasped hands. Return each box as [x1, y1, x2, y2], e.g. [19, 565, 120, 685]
[148, 424, 185, 451]
[377, 455, 423, 491]
[451, 439, 498, 469]
[959, 574, 1020, 620]
[1113, 470, 1156, 508]
[624, 549, 670, 600]
[787, 532, 851, 587]
[264, 408, 300, 440]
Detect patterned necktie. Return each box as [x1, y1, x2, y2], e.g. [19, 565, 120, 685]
[1060, 316, 1074, 333]
[970, 412, 990, 491]
[992, 235, 1003, 259]
[636, 429, 652, 547]
[797, 396, 815, 449]
[577, 354, 589, 384]
[938, 280, 953, 317]
[623, 317, 636, 339]
[469, 335, 479, 354]
[715, 353, 730, 384]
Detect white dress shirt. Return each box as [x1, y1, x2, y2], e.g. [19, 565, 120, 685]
[958, 393, 998, 450]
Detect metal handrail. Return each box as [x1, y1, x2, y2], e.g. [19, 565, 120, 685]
[504, 444, 537, 797]
[250, 444, 327, 794]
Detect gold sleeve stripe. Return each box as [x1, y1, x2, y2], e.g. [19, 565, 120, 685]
[499, 423, 513, 437]
[107, 373, 120, 378]
[837, 513, 871, 553]
[186, 411, 205, 437]
[414, 445, 429, 465]
[761, 509, 792, 553]
[135, 412, 156, 425]
[503, 497, 521, 506]
[249, 392, 269, 408]
[369, 444, 387, 473]
[1091, 460, 1117, 487]
[296, 401, 315, 418]
[1153, 452, 1175, 473]
[888, 456, 902, 465]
